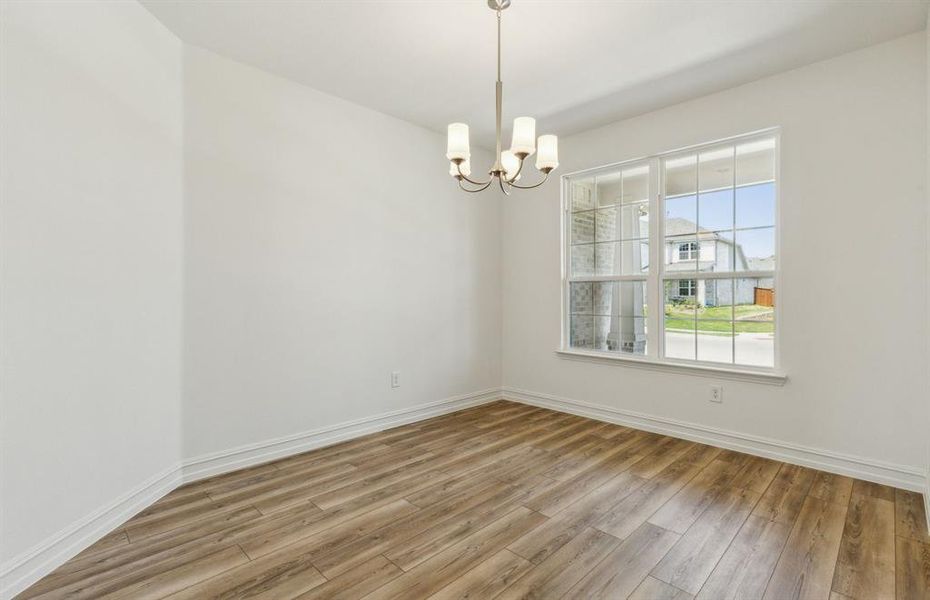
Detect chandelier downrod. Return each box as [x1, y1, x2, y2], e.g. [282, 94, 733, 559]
[493, 9, 502, 172]
[445, 0, 559, 194]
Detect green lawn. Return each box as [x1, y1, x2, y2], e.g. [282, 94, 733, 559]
[665, 303, 774, 334]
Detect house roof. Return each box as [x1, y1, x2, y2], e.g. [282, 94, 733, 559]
[748, 256, 775, 271]
[664, 218, 730, 243]
[665, 218, 710, 237]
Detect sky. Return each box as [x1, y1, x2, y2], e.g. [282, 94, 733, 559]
[665, 182, 775, 259]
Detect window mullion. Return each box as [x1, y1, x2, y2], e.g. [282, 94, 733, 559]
[660, 270, 775, 281]
[562, 177, 571, 349]
[568, 275, 649, 283]
[648, 156, 661, 359]
[693, 152, 699, 361]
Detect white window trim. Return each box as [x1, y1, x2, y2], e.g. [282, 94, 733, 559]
[559, 128, 783, 381]
[678, 242, 697, 261]
[678, 279, 696, 296]
[555, 348, 786, 384]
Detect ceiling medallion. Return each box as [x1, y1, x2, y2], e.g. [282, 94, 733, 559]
[446, 0, 559, 194]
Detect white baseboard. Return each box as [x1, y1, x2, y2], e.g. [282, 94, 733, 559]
[0, 464, 183, 600]
[0, 388, 500, 600]
[502, 386, 928, 493]
[179, 388, 501, 484]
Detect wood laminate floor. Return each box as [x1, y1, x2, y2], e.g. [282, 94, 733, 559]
[18, 401, 930, 599]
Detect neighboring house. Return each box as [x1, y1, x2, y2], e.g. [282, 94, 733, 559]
[665, 218, 772, 307]
[747, 256, 776, 290]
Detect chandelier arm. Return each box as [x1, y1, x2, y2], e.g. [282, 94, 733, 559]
[506, 170, 550, 190]
[458, 177, 496, 193]
[498, 175, 511, 196]
[455, 161, 492, 186]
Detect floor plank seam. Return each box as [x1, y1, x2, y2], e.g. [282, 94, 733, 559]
[504, 543, 535, 564]
[823, 529, 846, 600]
[381, 553, 407, 573]
[893, 492, 898, 600]
[235, 543, 252, 562]
[828, 478, 859, 600]
[728, 458, 788, 596]
[661, 577, 698, 598]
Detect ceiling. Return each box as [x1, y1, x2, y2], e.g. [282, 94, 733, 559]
[142, 0, 928, 149]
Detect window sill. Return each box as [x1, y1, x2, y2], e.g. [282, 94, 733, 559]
[555, 349, 787, 385]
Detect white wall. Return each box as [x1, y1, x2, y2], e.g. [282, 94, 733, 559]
[502, 33, 929, 479]
[0, 0, 183, 571]
[0, 10, 501, 595]
[925, 16, 930, 526]
[181, 46, 501, 459]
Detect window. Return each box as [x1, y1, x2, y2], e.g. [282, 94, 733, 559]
[568, 165, 650, 355]
[678, 242, 697, 261]
[563, 131, 777, 370]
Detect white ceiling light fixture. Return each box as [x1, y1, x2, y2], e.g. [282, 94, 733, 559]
[446, 0, 558, 194]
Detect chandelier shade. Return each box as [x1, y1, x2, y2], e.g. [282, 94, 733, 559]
[536, 135, 559, 171]
[500, 151, 519, 181]
[511, 117, 536, 156]
[447, 0, 558, 195]
[446, 123, 471, 161]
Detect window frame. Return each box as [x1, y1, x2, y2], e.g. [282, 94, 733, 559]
[560, 128, 782, 380]
[678, 279, 696, 297]
[678, 242, 698, 261]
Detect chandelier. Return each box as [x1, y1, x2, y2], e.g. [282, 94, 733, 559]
[446, 0, 559, 194]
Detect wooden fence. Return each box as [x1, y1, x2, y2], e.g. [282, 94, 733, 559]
[754, 287, 775, 307]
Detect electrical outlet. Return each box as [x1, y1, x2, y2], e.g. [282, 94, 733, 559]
[391, 371, 400, 388]
[710, 385, 723, 403]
